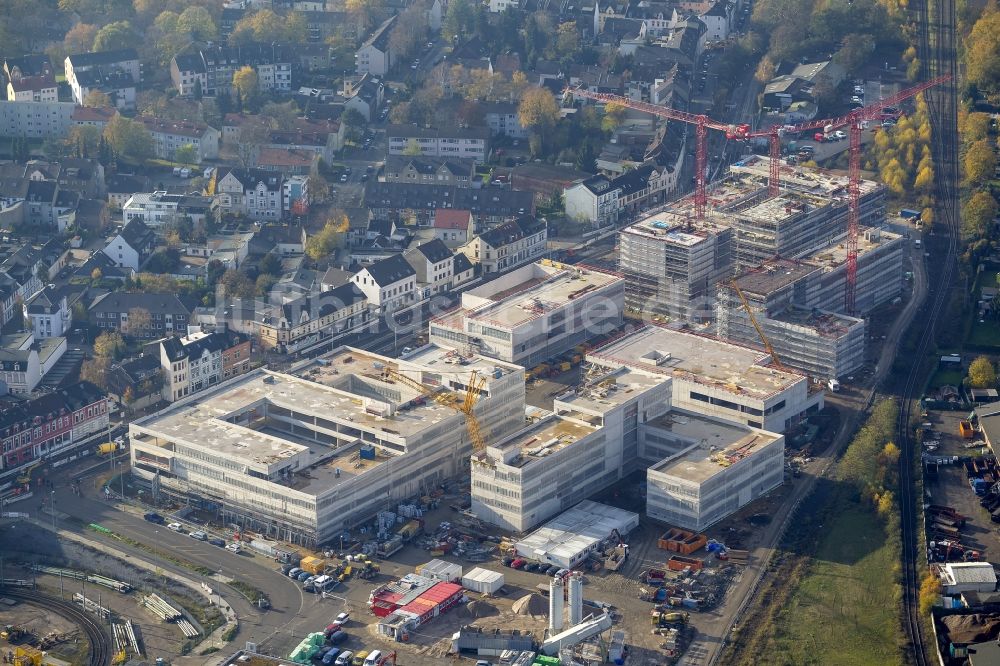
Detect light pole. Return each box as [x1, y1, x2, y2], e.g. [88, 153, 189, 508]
[50, 490, 55, 533]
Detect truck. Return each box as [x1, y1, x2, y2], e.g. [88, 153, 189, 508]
[650, 611, 689, 626]
[376, 536, 403, 558]
[397, 519, 424, 542]
[96, 442, 122, 455]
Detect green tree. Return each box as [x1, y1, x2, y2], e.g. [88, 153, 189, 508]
[601, 102, 626, 133]
[92, 20, 140, 52]
[219, 269, 255, 300]
[304, 214, 348, 261]
[103, 115, 154, 162]
[261, 101, 300, 128]
[962, 190, 999, 238]
[969, 356, 997, 388]
[964, 139, 997, 187]
[259, 252, 282, 276]
[64, 22, 98, 54]
[66, 125, 102, 158]
[553, 22, 579, 62]
[341, 108, 367, 143]
[230, 9, 308, 45]
[443, 0, 477, 40]
[833, 33, 876, 74]
[174, 144, 198, 165]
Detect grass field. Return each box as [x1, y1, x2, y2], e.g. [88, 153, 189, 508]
[763, 496, 901, 665]
[929, 367, 965, 388]
[967, 271, 1000, 348]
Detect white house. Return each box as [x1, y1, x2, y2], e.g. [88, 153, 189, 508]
[123, 192, 212, 228]
[460, 216, 547, 275]
[23, 286, 70, 338]
[64, 49, 140, 109]
[356, 15, 396, 76]
[403, 239, 454, 297]
[351, 254, 417, 312]
[138, 117, 220, 164]
[564, 163, 676, 226]
[102, 218, 156, 272]
[214, 168, 284, 221]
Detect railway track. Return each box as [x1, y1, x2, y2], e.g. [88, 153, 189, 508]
[0, 587, 112, 666]
[899, 0, 960, 661]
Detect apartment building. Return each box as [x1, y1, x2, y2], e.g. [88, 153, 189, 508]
[123, 192, 212, 228]
[355, 15, 396, 76]
[102, 218, 156, 272]
[564, 163, 677, 226]
[137, 117, 220, 164]
[170, 43, 294, 97]
[387, 125, 490, 163]
[128, 347, 525, 546]
[365, 183, 534, 227]
[23, 286, 70, 339]
[429, 261, 624, 367]
[0, 101, 75, 139]
[159, 328, 252, 402]
[459, 216, 547, 275]
[383, 156, 475, 188]
[214, 168, 285, 221]
[64, 49, 140, 109]
[90, 292, 191, 339]
[0, 381, 109, 482]
[403, 239, 455, 296]
[255, 283, 370, 353]
[351, 254, 417, 312]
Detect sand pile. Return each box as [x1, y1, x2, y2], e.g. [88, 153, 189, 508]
[512, 593, 547, 617]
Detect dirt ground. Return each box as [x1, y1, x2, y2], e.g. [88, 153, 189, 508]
[0, 529, 219, 661]
[252, 478, 789, 666]
[0, 600, 85, 664]
[923, 408, 1000, 560]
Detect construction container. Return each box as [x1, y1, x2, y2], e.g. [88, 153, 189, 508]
[300, 556, 327, 575]
[360, 444, 377, 460]
[397, 519, 424, 541]
[462, 567, 505, 594]
[658, 528, 708, 554]
[416, 558, 462, 582]
[666, 555, 704, 572]
[960, 421, 975, 439]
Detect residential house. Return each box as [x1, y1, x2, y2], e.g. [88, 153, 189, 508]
[3, 55, 53, 85]
[159, 327, 252, 401]
[71, 105, 117, 131]
[383, 156, 475, 187]
[6, 74, 58, 103]
[0, 334, 42, 394]
[73, 252, 133, 282]
[0, 381, 108, 480]
[254, 225, 307, 255]
[356, 15, 397, 76]
[23, 286, 70, 339]
[22, 158, 105, 199]
[102, 219, 156, 272]
[106, 354, 162, 411]
[344, 74, 384, 122]
[170, 43, 293, 97]
[283, 175, 310, 212]
[386, 125, 490, 163]
[137, 117, 220, 163]
[214, 168, 285, 221]
[264, 118, 343, 162]
[89, 292, 191, 339]
[459, 216, 547, 275]
[183, 233, 254, 269]
[123, 192, 212, 227]
[564, 162, 676, 225]
[404, 239, 454, 296]
[452, 252, 476, 288]
[106, 173, 150, 208]
[364, 183, 534, 227]
[481, 101, 529, 139]
[351, 254, 417, 312]
[254, 148, 317, 175]
[696, 0, 736, 41]
[64, 49, 141, 109]
[255, 283, 369, 353]
[432, 209, 473, 247]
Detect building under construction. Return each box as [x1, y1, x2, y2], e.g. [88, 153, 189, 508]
[618, 159, 888, 320]
[717, 227, 904, 379]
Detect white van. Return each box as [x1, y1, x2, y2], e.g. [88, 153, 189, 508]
[335, 652, 354, 666]
[364, 651, 382, 666]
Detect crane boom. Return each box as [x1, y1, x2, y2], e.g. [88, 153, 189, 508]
[729, 281, 786, 372]
[380, 367, 490, 463]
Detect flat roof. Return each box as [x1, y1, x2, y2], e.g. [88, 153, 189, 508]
[554, 366, 668, 422]
[771, 306, 863, 338]
[516, 500, 639, 562]
[587, 325, 805, 400]
[456, 262, 623, 329]
[622, 210, 731, 245]
[729, 156, 882, 198]
[492, 415, 598, 467]
[800, 227, 902, 270]
[646, 409, 781, 483]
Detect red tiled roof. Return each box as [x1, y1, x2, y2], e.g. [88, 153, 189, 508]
[71, 106, 118, 122]
[433, 209, 472, 230]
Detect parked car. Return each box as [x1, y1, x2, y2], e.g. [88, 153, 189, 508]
[209, 538, 226, 547]
[510, 558, 526, 569]
[545, 565, 560, 576]
[281, 563, 295, 575]
[335, 612, 350, 623]
[168, 522, 183, 532]
[335, 651, 354, 666]
[143, 512, 165, 524]
[296, 571, 311, 582]
[352, 652, 369, 666]
[833, 130, 847, 140]
[287, 567, 303, 578]
[328, 630, 348, 645]
[189, 530, 207, 540]
[227, 542, 242, 553]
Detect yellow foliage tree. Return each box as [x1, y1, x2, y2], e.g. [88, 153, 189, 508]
[969, 355, 997, 388]
[919, 571, 942, 615]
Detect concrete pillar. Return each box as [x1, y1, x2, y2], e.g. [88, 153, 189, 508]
[568, 572, 583, 626]
[549, 575, 564, 631]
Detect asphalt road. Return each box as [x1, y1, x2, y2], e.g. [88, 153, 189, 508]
[18, 471, 309, 651]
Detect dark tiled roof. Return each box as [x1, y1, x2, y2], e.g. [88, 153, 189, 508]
[90, 292, 191, 316]
[454, 252, 474, 273]
[387, 124, 490, 141]
[363, 254, 415, 286]
[478, 216, 546, 248]
[106, 173, 149, 194]
[160, 328, 249, 363]
[363, 15, 397, 52]
[279, 283, 366, 322]
[25, 286, 62, 315]
[414, 239, 452, 264]
[172, 52, 206, 73]
[67, 49, 138, 68]
[364, 183, 534, 217]
[107, 354, 160, 397]
[117, 219, 155, 251]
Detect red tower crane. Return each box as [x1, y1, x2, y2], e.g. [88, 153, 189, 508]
[569, 74, 949, 312]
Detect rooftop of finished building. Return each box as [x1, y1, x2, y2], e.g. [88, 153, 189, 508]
[647, 409, 781, 483]
[587, 325, 806, 400]
[438, 261, 623, 330]
[488, 414, 599, 468]
[622, 209, 732, 245]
